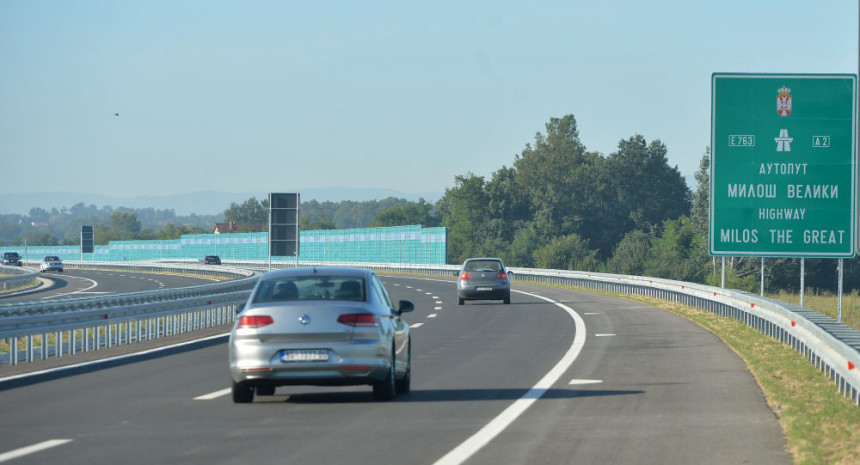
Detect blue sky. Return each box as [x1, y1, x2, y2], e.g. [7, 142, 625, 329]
[1, 1, 857, 203]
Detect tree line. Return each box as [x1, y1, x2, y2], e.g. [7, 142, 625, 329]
[3, 113, 857, 293]
[436, 114, 858, 293]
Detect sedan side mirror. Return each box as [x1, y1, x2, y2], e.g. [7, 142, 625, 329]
[235, 303, 246, 314]
[397, 300, 414, 314]
[452, 271, 460, 277]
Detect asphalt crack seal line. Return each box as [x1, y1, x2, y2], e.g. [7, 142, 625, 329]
[432, 289, 587, 465]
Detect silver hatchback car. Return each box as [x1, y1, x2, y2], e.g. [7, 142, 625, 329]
[229, 267, 414, 403]
[455, 257, 511, 305]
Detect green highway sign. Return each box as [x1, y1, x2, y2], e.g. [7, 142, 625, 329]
[710, 73, 857, 257]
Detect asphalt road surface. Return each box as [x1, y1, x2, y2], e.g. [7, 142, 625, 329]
[0, 268, 222, 302]
[0, 274, 791, 465]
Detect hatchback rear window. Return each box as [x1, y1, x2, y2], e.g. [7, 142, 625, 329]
[254, 276, 366, 303]
[464, 260, 502, 272]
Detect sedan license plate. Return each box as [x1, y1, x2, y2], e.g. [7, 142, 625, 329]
[475, 286, 493, 291]
[281, 349, 329, 362]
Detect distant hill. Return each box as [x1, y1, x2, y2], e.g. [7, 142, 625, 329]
[0, 188, 442, 216]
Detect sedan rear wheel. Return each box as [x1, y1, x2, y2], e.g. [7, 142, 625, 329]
[232, 381, 254, 403]
[395, 342, 411, 395]
[373, 352, 396, 401]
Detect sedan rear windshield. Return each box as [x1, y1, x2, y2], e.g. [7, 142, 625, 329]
[254, 276, 366, 303]
[45, 256, 60, 261]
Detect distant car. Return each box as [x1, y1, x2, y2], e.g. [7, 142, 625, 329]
[229, 266, 414, 403]
[201, 255, 221, 265]
[39, 256, 63, 272]
[2, 252, 22, 266]
[454, 257, 512, 305]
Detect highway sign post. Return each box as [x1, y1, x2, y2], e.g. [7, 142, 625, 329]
[81, 225, 94, 260]
[710, 73, 857, 258]
[268, 193, 300, 269]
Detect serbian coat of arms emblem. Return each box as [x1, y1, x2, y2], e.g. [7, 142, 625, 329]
[777, 86, 792, 117]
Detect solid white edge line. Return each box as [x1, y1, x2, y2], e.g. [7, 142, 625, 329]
[432, 290, 587, 465]
[0, 439, 73, 463]
[0, 333, 231, 385]
[194, 388, 232, 400]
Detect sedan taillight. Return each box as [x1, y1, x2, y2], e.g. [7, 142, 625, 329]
[459, 272, 472, 280]
[237, 315, 274, 328]
[497, 271, 508, 279]
[337, 314, 378, 327]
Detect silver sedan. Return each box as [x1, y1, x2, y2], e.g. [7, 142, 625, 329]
[229, 267, 414, 403]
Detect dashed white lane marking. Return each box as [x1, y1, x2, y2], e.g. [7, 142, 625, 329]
[434, 307, 442, 310]
[0, 439, 73, 463]
[411, 323, 424, 328]
[428, 314, 438, 318]
[595, 334, 616, 337]
[195, 388, 232, 400]
[436, 301, 443, 304]
[432, 290, 586, 465]
[584, 312, 600, 315]
[569, 379, 603, 385]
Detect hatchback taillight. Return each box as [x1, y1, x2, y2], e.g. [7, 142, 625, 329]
[237, 315, 274, 328]
[497, 271, 508, 279]
[337, 314, 378, 327]
[459, 272, 472, 280]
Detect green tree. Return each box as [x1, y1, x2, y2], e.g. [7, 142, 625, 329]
[606, 230, 652, 276]
[532, 233, 601, 271]
[513, 115, 593, 241]
[690, 147, 710, 238]
[303, 213, 337, 230]
[439, 173, 489, 263]
[223, 197, 268, 225]
[644, 217, 707, 283]
[606, 135, 692, 233]
[372, 199, 441, 227]
[109, 211, 142, 240]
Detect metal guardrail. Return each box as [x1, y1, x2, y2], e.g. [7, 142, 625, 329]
[0, 266, 39, 292]
[0, 261, 260, 366]
[1, 260, 858, 408]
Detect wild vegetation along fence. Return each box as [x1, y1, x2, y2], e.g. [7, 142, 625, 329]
[1, 261, 858, 408]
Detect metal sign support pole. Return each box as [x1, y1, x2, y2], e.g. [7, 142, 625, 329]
[800, 258, 805, 308]
[837, 259, 844, 322]
[721, 257, 726, 288]
[760, 257, 765, 296]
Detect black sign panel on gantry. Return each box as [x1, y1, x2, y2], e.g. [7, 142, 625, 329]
[81, 225, 94, 254]
[269, 193, 300, 257]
